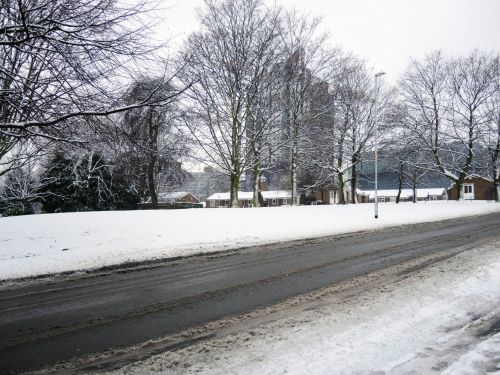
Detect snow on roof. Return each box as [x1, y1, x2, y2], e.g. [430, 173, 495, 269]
[261, 190, 292, 199]
[415, 188, 448, 198]
[448, 175, 494, 188]
[206, 191, 254, 201]
[206, 192, 229, 200]
[206, 191, 292, 201]
[158, 192, 192, 200]
[359, 188, 447, 199]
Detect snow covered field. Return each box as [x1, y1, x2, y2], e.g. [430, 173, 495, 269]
[108, 239, 500, 375]
[1, 201, 499, 281]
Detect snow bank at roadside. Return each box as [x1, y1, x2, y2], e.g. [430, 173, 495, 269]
[442, 333, 500, 375]
[1, 201, 499, 280]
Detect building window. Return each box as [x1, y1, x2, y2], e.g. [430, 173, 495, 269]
[272, 198, 277, 205]
[378, 197, 385, 203]
[282, 198, 288, 205]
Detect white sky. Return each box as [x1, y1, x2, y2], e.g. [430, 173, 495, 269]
[157, 0, 500, 81]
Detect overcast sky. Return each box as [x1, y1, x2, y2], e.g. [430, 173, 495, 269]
[158, 0, 500, 81]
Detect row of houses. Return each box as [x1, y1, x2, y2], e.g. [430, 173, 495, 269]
[147, 176, 496, 208]
[140, 190, 293, 208]
[206, 191, 293, 208]
[314, 188, 448, 204]
[360, 188, 448, 203]
[160, 187, 447, 208]
[310, 176, 495, 204]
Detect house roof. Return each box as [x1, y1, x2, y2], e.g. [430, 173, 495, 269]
[447, 175, 494, 189]
[261, 190, 292, 199]
[358, 188, 447, 199]
[158, 192, 193, 200]
[465, 174, 493, 182]
[206, 190, 292, 201]
[206, 191, 254, 200]
[142, 192, 199, 204]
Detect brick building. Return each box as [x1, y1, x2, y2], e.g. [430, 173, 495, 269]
[447, 176, 495, 200]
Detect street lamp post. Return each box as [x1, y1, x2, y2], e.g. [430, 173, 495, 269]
[374, 71, 385, 219]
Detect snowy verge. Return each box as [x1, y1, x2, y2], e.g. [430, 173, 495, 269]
[1, 201, 499, 281]
[106, 239, 500, 374]
[441, 332, 500, 375]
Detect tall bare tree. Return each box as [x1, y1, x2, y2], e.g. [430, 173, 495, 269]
[280, 11, 335, 205]
[306, 55, 385, 204]
[0, 0, 184, 175]
[446, 51, 497, 198]
[182, 0, 283, 207]
[400, 51, 497, 199]
[483, 55, 500, 201]
[246, 67, 288, 207]
[120, 77, 188, 208]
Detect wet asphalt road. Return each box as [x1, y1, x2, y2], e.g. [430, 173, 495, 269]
[1, 212, 499, 373]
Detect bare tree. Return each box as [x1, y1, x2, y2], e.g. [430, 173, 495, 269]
[483, 55, 500, 201]
[400, 51, 497, 199]
[446, 51, 497, 198]
[383, 100, 429, 203]
[72, 151, 114, 210]
[0, 0, 185, 175]
[389, 141, 429, 203]
[306, 55, 385, 204]
[280, 11, 335, 205]
[344, 61, 388, 203]
[246, 68, 288, 207]
[120, 77, 188, 208]
[0, 159, 53, 213]
[182, 0, 283, 207]
[399, 51, 449, 179]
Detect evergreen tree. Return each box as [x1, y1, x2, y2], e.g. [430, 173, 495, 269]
[42, 152, 84, 213]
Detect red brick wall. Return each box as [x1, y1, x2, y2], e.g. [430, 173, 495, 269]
[447, 178, 495, 200]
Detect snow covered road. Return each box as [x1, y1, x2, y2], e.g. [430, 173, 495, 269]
[2, 213, 499, 374]
[110, 238, 500, 375]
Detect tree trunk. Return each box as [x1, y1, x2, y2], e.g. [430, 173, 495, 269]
[338, 172, 345, 204]
[396, 162, 404, 204]
[230, 172, 240, 208]
[494, 161, 499, 202]
[350, 158, 358, 204]
[412, 182, 417, 203]
[147, 159, 157, 208]
[455, 181, 462, 201]
[350, 129, 358, 204]
[22, 199, 29, 214]
[147, 110, 158, 209]
[493, 149, 499, 202]
[290, 143, 299, 206]
[86, 153, 92, 209]
[252, 162, 260, 207]
[494, 122, 500, 202]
